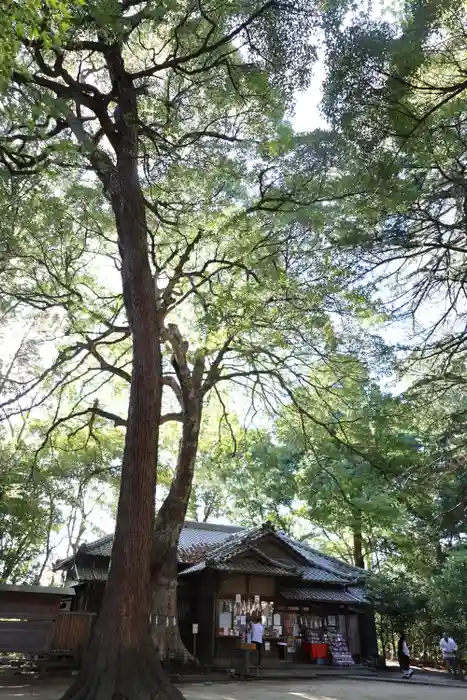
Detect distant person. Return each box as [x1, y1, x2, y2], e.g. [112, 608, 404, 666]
[398, 634, 414, 678]
[440, 632, 457, 674]
[250, 618, 264, 668]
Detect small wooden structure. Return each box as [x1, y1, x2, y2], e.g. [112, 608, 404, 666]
[0, 583, 95, 660]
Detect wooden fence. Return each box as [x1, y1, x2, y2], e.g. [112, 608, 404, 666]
[53, 612, 95, 654]
[0, 612, 95, 658]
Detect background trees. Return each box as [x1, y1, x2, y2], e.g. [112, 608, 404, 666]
[0, 422, 121, 584]
[310, 0, 467, 660]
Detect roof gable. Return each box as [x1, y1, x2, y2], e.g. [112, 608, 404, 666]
[179, 523, 363, 584]
[279, 534, 361, 579]
[253, 535, 311, 567]
[202, 524, 312, 568]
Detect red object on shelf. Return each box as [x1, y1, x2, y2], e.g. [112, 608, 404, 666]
[311, 643, 329, 660]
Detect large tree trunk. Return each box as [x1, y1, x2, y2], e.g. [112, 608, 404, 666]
[62, 49, 182, 700]
[152, 394, 202, 663]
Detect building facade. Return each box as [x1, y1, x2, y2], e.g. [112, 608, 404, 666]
[56, 521, 377, 667]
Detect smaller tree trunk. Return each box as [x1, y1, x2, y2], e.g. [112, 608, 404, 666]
[152, 548, 195, 663]
[352, 509, 365, 569]
[435, 540, 445, 565]
[378, 614, 387, 660]
[151, 395, 202, 663]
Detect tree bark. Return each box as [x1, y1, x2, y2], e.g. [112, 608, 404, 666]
[152, 393, 202, 663]
[62, 47, 182, 700]
[151, 548, 195, 663]
[352, 509, 365, 569]
[435, 540, 445, 565]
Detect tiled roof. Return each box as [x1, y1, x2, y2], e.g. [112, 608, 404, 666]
[80, 535, 113, 558]
[179, 524, 363, 585]
[180, 557, 299, 577]
[56, 521, 241, 570]
[57, 520, 365, 592]
[73, 564, 109, 582]
[179, 559, 355, 583]
[301, 567, 353, 584]
[188, 524, 362, 584]
[179, 561, 206, 575]
[280, 587, 367, 603]
[82, 522, 242, 561]
[279, 534, 361, 581]
[203, 524, 270, 562]
[178, 522, 242, 563]
[347, 587, 367, 603]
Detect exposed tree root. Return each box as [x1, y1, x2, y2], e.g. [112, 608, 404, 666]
[62, 639, 184, 700]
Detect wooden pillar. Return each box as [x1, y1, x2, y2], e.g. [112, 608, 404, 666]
[210, 586, 217, 663]
[193, 570, 217, 664]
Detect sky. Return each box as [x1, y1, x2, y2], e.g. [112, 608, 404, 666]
[292, 57, 327, 134]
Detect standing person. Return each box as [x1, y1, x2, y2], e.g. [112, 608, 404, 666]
[440, 632, 458, 674]
[398, 634, 414, 678]
[250, 617, 264, 668]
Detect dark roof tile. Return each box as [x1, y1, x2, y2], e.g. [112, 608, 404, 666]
[180, 558, 298, 577]
[301, 567, 353, 584]
[178, 522, 242, 562]
[280, 587, 366, 603]
[56, 521, 241, 570]
[81, 535, 113, 557]
[279, 534, 361, 581]
[73, 564, 109, 582]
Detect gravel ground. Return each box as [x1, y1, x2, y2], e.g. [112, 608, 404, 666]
[182, 679, 467, 700]
[0, 677, 465, 700]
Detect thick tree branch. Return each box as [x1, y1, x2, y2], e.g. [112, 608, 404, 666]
[160, 412, 183, 424]
[162, 375, 183, 407]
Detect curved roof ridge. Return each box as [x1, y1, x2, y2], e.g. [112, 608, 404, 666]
[81, 533, 113, 552]
[183, 521, 244, 533]
[206, 522, 278, 562]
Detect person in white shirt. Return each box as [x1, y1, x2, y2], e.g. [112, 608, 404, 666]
[397, 634, 413, 678]
[250, 619, 264, 667]
[440, 633, 458, 674]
